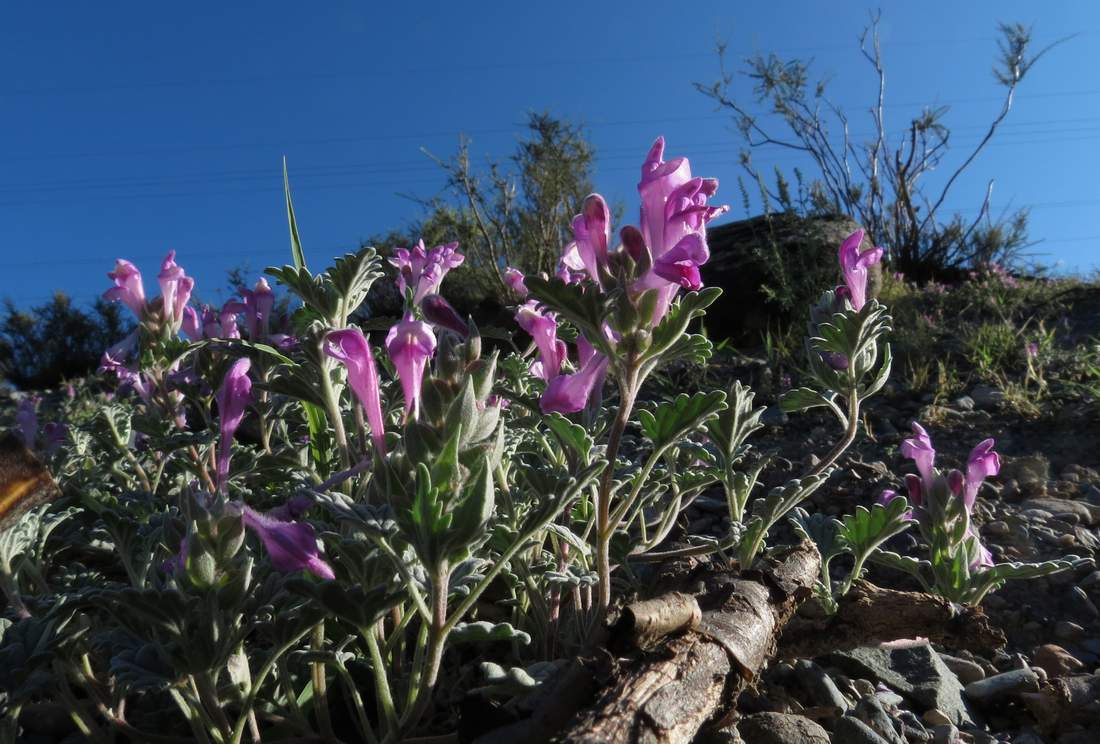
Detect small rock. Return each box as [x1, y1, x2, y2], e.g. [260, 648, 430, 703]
[793, 659, 850, 711]
[963, 668, 1040, 705]
[832, 715, 891, 744]
[982, 520, 1010, 538]
[1032, 644, 1085, 677]
[1079, 570, 1100, 589]
[736, 712, 830, 744]
[827, 644, 972, 725]
[968, 385, 1004, 410]
[953, 396, 975, 411]
[921, 709, 952, 727]
[1065, 586, 1100, 621]
[1055, 621, 1085, 642]
[937, 654, 986, 685]
[1021, 497, 1100, 526]
[895, 710, 931, 742]
[853, 695, 906, 744]
[929, 724, 959, 744]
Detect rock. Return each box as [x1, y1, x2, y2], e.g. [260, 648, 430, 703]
[1078, 570, 1100, 589]
[1054, 621, 1085, 642]
[929, 724, 959, 744]
[936, 654, 986, 685]
[826, 644, 973, 726]
[895, 710, 931, 742]
[963, 668, 1040, 705]
[921, 708, 952, 727]
[1004, 454, 1050, 482]
[701, 213, 877, 343]
[1021, 497, 1100, 526]
[853, 695, 906, 744]
[832, 715, 892, 744]
[982, 520, 1010, 538]
[792, 659, 850, 711]
[736, 712, 830, 744]
[1032, 644, 1085, 677]
[968, 385, 1004, 410]
[952, 396, 975, 411]
[1064, 586, 1100, 621]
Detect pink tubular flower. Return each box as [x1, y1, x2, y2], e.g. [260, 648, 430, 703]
[103, 259, 146, 319]
[181, 306, 203, 342]
[837, 230, 884, 311]
[900, 422, 936, 490]
[239, 505, 334, 580]
[540, 351, 609, 414]
[421, 294, 469, 337]
[652, 233, 709, 290]
[215, 358, 253, 493]
[157, 251, 195, 333]
[516, 301, 565, 380]
[877, 489, 914, 520]
[218, 301, 245, 340]
[964, 439, 1000, 511]
[633, 137, 728, 321]
[324, 328, 387, 456]
[385, 314, 436, 420]
[390, 240, 464, 303]
[240, 277, 275, 340]
[1025, 342, 1039, 359]
[504, 267, 528, 297]
[571, 194, 611, 282]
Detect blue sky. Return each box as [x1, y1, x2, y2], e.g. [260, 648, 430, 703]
[1, 1, 1098, 310]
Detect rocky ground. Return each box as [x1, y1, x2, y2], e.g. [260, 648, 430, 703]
[670, 288, 1100, 743]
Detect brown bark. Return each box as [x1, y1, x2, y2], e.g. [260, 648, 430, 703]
[556, 541, 821, 744]
[778, 580, 1005, 658]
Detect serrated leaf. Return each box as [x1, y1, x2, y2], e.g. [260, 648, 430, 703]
[638, 391, 727, 452]
[451, 621, 531, 646]
[544, 412, 594, 463]
[644, 287, 721, 361]
[779, 387, 837, 415]
[789, 507, 845, 561]
[838, 497, 913, 558]
[524, 277, 612, 351]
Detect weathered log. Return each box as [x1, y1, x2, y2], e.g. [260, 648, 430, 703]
[609, 592, 702, 650]
[555, 541, 821, 744]
[778, 581, 1005, 658]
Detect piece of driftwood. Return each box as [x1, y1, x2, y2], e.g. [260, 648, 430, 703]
[609, 592, 702, 651]
[778, 581, 1005, 658]
[554, 541, 821, 744]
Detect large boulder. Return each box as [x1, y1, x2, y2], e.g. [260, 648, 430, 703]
[701, 213, 881, 343]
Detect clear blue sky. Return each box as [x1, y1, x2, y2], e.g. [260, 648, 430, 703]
[2, 1, 1098, 309]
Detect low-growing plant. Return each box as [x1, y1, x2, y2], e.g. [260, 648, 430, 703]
[0, 140, 1082, 743]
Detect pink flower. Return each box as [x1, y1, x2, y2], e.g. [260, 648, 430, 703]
[652, 233, 709, 290]
[103, 259, 146, 319]
[385, 314, 436, 420]
[1025, 342, 1039, 359]
[217, 301, 245, 340]
[634, 137, 728, 321]
[390, 240, 464, 304]
[504, 267, 528, 297]
[324, 328, 387, 455]
[540, 351, 609, 414]
[421, 294, 469, 337]
[215, 358, 252, 493]
[571, 194, 611, 283]
[516, 301, 565, 380]
[157, 251, 194, 333]
[239, 504, 334, 580]
[877, 488, 914, 520]
[837, 230, 884, 311]
[900, 422, 936, 491]
[239, 277, 275, 340]
[964, 439, 1000, 511]
[181, 306, 203, 342]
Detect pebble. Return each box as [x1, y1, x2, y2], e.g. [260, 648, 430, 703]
[982, 520, 1010, 537]
[921, 709, 952, 727]
[953, 396, 975, 411]
[832, 715, 891, 744]
[792, 659, 850, 711]
[736, 712, 829, 744]
[1065, 586, 1100, 621]
[853, 695, 905, 744]
[1032, 644, 1084, 677]
[1054, 621, 1085, 642]
[963, 668, 1040, 705]
[937, 654, 986, 685]
[968, 385, 1004, 410]
[1079, 570, 1100, 589]
[930, 724, 959, 744]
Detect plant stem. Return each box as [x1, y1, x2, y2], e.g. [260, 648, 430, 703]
[595, 369, 639, 613]
[319, 357, 352, 473]
[363, 622, 399, 734]
[809, 383, 860, 477]
[310, 621, 334, 740]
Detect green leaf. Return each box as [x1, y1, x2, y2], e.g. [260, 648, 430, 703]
[637, 391, 727, 452]
[838, 497, 914, 559]
[705, 381, 764, 462]
[284, 157, 307, 270]
[738, 472, 830, 564]
[444, 460, 496, 560]
[869, 549, 933, 584]
[451, 620, 531, 646]
[644, 287, 721, 362]
[524, 277, 612, 349]
[544, 412, 594, 463]
[789, 507, 845, 561]
[981, 555, 1091, 583]
[779, 387, 838, 415]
